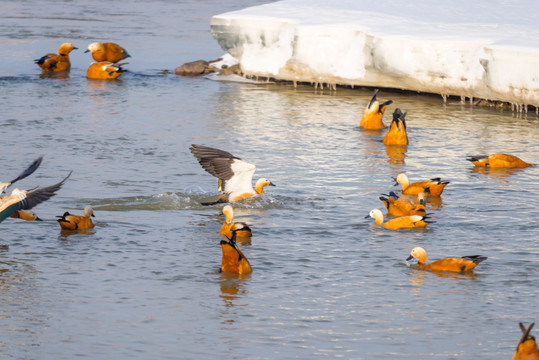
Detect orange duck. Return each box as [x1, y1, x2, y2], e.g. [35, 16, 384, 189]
[10, 210, 42, 221]
[219, 205, 252, 238]
[366, 209, 432, 230]
[379, 192, 426, 217]
[220, 229, 252, 274]
[467, 153, 533, 168]
[34, 42, 77, 72]
[394, 173, 449, 197]
[57, 206, 95, 230]
[406, 247, 487, 273]
[359, 89, 393, 130]
[85, 42, 130, 63]
[513, 322, 539, 360]
[383, 108, 408, 146]
[86, 62, 125, 80]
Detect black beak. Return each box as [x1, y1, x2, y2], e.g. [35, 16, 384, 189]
[269, 182, 276, 187]
[84, 49, 90, 53]
[35, 217, 43, 221]
[73, 47, 78, 50]
[364, 214, 371, 219]
[406, 255, 413, 261]
[392, 177, 398, 186]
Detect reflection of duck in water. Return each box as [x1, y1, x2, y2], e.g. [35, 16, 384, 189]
[366, 209, 432, 230]
[467, 153, 533, 168]
[512, 322, 539, 360]
[393, 173, 449, 197]
[359, 89, 393, 130]
[220, 229, 252, 274]
[57, 206, 95, 231]
[190, 144, 275, 205]
[219, 205, 252, 238]
[406, 247, 487, 273]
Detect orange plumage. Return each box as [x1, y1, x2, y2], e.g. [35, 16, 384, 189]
[407, 247, 487, 273]
[85, 42, 130, 63]
[467, 153, 533, 168]
[57, 206, 95, 230]
[220, 230, 252, 274]
[34, 42, 77, 72]
[86, 62, 125, 80]
[383, 108, 408, 146]
[380, 192, 426, 217]
[367, 209, 432, 230]
[219, 205, 252, 238]
[394, 173, 449, 197]
[513, 323, 539, 360]
[359, 89, 393, 130]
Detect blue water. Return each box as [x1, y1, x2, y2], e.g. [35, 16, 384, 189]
[0, 0, 538, 359]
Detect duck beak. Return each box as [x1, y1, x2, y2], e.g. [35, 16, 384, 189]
[35, 217, 43, 221]
[269, 182, 276, 187]
[73, 47, 78, 50]
[84, 49, 90, 53]
[392, 177, 398, 186]
[364, 214, 371, 219]
[406, 255, 413, 261]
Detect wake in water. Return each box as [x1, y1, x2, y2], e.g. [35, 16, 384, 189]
[88, 186, 287, 212]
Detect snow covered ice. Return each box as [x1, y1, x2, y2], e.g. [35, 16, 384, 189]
[210, 0, 539, 108]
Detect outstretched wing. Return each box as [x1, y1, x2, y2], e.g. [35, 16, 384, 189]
[8, 157, 43, 185]
[0, 171, 71, 223]
[190, 144, 256, 195]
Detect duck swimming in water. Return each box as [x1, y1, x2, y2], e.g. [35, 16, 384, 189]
[35, 43, 77, 72]
[406, 246, 487, 273]
[220, 229, 252, 274]
[359, 89, 393, 130]
[86, 61, 126, 80]
[190, 144, 275, 205]
[512, 322, 539, 360]
[467, 153, 533, 168]
[10, 210, 42, 221]
[366, 208, 432, 230]
[219, 205, 252, 238]
[57, 206, 95, 231]
[85, 42, 131, 63]
[393, 173, 449, 197]
[383, 108, 408, 146]
[379, 192, 426, 217]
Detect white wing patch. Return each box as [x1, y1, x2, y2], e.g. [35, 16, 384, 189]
[223, 159, 256, 199]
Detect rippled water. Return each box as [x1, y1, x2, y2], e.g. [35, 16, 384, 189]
[1, 1, 538, 359]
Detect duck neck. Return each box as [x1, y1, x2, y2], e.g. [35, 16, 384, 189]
[255, 183, 265, 194]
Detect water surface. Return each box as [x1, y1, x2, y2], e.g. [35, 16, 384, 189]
[0, 1, 538, 359]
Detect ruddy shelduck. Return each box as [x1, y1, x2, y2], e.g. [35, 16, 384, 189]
[86, 62, 126, 80]
[383, 108, 408, 146]
[366, 208, 432, 230]
[10, 210, 42, 221]
[0, 172, 71, 224]
[406, 247, 487, 273]
[467, 153, 533, 168]
[513, 322, 539, 360]
[219, 205, 252, 238]
[57, 206, 95, 230]
[379, 191, 426, 217]
[394, 173, 449, 197]
[220, 229, 252, 274]
[359, 89, 393, 130]
[34, 43, 77, 72]
[85, 42, 130, 63]
[190, 144, 275, 205]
